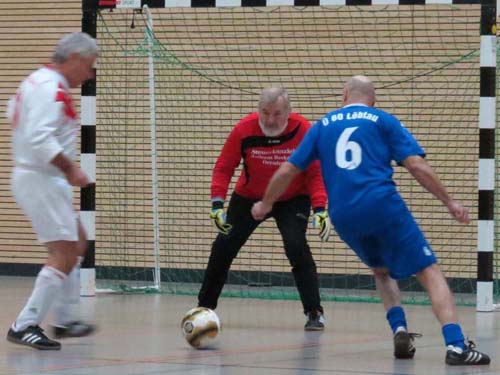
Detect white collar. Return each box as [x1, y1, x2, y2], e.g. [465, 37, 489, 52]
[43, 65, 70, 90]
[343, 103, 368, 108]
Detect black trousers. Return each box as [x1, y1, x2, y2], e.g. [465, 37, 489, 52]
[198, 193, 322, 314]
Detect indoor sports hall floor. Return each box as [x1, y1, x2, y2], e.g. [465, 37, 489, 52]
[0, 276, 499, 375]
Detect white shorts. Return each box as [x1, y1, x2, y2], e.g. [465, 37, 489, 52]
[11, 167, 78, 243]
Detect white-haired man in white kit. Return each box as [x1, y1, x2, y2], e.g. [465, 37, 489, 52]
[6, 32, 98, 350]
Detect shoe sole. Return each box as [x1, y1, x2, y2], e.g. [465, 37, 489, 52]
[446, 359, 491, 366]
[304, 326, 325, 331]
[53, 326, 97, 339]
[394, 334, 415, 359]
[7, 336, 61, 350]
[446, 354, 491, 366]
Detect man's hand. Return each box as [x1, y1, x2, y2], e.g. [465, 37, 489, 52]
[251, 201, 272, 221]
[210, 208, 232, 235]
[446, 200, 470, 224]
[51, 153, 90, 187]
[66, 165, 90, 187]
[312, 210, 331, 242]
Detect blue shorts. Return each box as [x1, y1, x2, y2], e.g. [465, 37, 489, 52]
[336, 211, 437, 280]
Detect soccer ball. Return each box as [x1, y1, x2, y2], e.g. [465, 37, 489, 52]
[181, 307, 221, 349]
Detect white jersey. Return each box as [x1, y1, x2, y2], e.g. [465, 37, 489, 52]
[7, 66, 79, 177]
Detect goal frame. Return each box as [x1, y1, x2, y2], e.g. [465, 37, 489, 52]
[81, 0, 497, 311]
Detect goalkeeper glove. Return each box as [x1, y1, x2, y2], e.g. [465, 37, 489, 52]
[312, 209, 331, 242]
[210, 201, 232, 235]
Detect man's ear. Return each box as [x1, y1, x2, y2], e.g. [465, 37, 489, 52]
[342, 87, 348, 104]
[67, 52, 81, 64]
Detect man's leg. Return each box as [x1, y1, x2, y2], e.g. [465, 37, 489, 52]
[8, 173, 94, 349]
[416, 264, 457, 325]
[198, 194, 259, 309]
[52, 258, 81, 327]
[417, 264, 490, 365]
[12, 265, 66, 332]
[7, 239, 80, 350]
[416, 264, 463, 350]
[372, 268, 418, 359]
[373, 268, 405, 330]
[51, 220, 96, 338]
[274, 196, 323, 330]
[373, 269, 401, 310]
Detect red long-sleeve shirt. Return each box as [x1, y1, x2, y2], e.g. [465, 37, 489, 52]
[211, 112, 327, 209]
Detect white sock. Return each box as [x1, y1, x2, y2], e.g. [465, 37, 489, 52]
[395, 326, 407, 334]
[447, 345, 464, 354]
[13, 266, 66, 331]
[52, 258, 82, 327]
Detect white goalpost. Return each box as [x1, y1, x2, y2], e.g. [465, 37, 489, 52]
[144, 4, 162, 291]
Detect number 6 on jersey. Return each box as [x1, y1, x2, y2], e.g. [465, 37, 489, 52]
[336, 127, 361, 170]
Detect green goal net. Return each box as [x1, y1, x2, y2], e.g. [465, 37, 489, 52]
[95, 4, 496, 306]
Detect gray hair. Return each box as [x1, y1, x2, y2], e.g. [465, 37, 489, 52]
[259, 87, 291, 111]
[52, 32, 99, 64]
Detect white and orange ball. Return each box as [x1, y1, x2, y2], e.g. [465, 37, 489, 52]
[181, 307, 221, 349]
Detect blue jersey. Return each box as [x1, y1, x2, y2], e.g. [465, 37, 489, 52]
[289, 104, 425, 234]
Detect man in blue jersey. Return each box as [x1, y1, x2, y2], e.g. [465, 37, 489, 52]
[251, 76, 490, 366]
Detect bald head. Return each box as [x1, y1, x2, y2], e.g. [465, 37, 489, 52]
[343, 75, 376, 107]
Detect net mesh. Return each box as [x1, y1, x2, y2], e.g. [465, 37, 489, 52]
[95, 4, 496, 305]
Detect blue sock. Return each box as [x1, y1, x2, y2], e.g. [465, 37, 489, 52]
[442, 323, 465, 350]
[386, 306, 407, 334]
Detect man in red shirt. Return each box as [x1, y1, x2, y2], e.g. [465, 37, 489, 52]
[198, 87, 331, 330]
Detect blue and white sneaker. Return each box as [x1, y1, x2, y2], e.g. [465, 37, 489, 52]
[445, 341, 490, 365]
